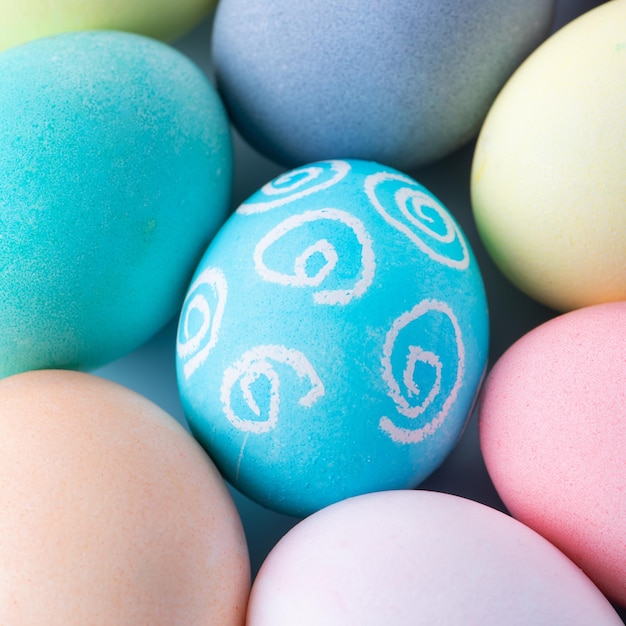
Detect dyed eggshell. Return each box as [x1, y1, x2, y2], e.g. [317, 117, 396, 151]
[247, 490, 622, 625]
[212, 0, 555, 171]
[176, 159, 489, 517]
[479, 302, 626, 606]
[0, 369, 250, 624]
[0, 0, 215, 52]
[471, 0, 626, 311]
[0, 31, 232, 378]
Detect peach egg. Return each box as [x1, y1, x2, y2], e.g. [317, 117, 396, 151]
[0, 369, 250, 625]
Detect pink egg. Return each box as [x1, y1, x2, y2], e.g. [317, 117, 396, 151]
[479, 301, 626, 606]
[246, 490, 622, 625]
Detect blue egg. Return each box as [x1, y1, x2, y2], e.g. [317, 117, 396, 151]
[0, 31, 232, 378]
[212, 0, 555, 171]
[177, 160, 489, 517]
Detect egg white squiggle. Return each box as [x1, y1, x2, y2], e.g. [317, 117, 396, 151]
[379, 299, 465, 444]
[238, 160, 351, 214]
[221, 345, 325, 434]
[254, 208, 375, 305]
[364, 171, 469, 270]
[177, 267, 228, 380]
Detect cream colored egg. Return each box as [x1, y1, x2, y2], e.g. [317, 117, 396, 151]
[471, 0, 626, 312]
[0, 0, 215, 52]
[0, 370, 250, 625]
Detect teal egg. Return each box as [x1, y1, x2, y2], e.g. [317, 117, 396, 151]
[0, 31, 232, 378]
[176, 160, 489, 517]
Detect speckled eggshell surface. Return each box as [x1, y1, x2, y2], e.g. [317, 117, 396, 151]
[0, 369, 250, 625]
[479, 301, 626, 606]
[0, 0, 216, 52]
[246, 490, 623, 625]
[176, 159, 489, 517]
[471, 0, 626, 311]
[211, 0, 556, 171]
[0, 31, 232, 379]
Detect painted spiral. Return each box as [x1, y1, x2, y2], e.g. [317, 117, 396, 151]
[220, 344, 325, 434]
[253, 208, 376, 305]
[238, 160, 351, 214]
[379, 299, 465, 444]
[177, 267, 227, 380]
[364, 171, 470, 270]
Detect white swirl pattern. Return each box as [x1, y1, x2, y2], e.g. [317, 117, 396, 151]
[253, 208, 376, 305]
[177, 267, 228, 380]
[221, 345, 325, 434]
[364, 171, 470, 270]
[237, 160, 351, 214]
[379, 299, 465, 444]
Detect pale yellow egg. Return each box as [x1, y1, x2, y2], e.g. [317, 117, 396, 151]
[0, 0, 216, 52]
[471, 0, 626, 312]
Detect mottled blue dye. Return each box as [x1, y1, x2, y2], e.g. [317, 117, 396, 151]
[0, 31, 232, 378]
[177, 160, 489, 517]
[212, 0, 555, 172]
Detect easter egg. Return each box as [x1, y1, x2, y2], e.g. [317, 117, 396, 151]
[0, 369, 250, 624]
[471, 0, 626, 312]
[176, 159, 489, 517]
[0, 31, 232, 378]
[479, 301, 626, 606]
[0, 0, 216, 53]
[247, 490, 623, 625]
[211, 0, 556, 171]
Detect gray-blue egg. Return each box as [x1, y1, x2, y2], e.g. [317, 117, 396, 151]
[212, 0, 556, 172]
[176, 160, 489, 517]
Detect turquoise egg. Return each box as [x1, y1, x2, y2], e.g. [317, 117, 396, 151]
[0, 31, 232, 378]
[177, 160, 489, 517]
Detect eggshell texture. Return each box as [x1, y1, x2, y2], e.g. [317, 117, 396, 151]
[0, 0, 215, 52]
[0, 31, 232, 378]
[0, 369, 250, 624]
[479, 302, 626, 606]
[176, 159, 489, 517]
[211, 0, 556, 172]
[471, 0, 626, 312]
[247, 490, 622, 625]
